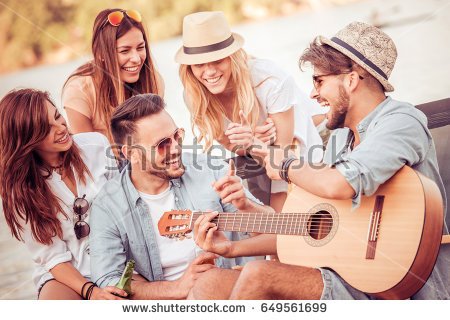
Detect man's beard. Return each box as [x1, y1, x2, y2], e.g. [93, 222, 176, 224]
[151, 165, 185, 180]
[326, 86, 350, 130]
[146, 156, 185, 180]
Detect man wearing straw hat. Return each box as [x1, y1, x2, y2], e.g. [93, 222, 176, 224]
[193, 22, 449, 299]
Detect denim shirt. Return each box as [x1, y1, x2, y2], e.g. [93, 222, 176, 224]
[323, 97, 449, 299]
[89, 153, 262, 288]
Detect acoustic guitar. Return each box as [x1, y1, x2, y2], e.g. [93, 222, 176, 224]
[158, 166, 444, 299]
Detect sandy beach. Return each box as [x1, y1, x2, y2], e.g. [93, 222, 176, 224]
[1, 0, 449, 299]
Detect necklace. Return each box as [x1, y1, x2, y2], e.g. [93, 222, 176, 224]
[50, 163, 64, 176]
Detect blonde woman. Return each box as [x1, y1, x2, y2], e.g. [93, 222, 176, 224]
[62, 8, 164, 142]
[176, 11, 323, 211]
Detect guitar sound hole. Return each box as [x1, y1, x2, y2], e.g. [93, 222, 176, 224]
[307, 210, 333, 240]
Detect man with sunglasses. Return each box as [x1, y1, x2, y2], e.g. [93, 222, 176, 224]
[89, 93, 274, 299]
[193, 22, 449, 300]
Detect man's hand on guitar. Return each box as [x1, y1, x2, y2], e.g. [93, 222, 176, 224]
[193, 211, 233, 258]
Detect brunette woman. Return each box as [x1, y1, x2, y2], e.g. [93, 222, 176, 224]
[0, 89, 126, 300]
[62, 8, 164, 142]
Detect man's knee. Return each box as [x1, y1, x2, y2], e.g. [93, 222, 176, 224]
[238, 260, 274, 289]
[191, 268, 239, 300]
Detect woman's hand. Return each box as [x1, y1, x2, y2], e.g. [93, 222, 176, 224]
[225, 110, 254, 151]
[254, 118, 277, 145]
[90, 286, 129, 300]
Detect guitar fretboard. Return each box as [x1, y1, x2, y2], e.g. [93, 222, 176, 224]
[190, 212, 314, 236]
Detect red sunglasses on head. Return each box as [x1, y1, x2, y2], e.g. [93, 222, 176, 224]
[105, 9, 142, 27]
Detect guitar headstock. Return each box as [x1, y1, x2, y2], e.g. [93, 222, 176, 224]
[158, 210, 193, 239]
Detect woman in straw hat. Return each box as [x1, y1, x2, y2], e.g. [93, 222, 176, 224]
[0, 89, 128, 300]
[62, 8, 164, 143]
[176, 11, 324, 212]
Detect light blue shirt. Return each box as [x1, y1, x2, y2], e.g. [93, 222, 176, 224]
[89, 153, 262, 288]
[323, 97, 449, 299]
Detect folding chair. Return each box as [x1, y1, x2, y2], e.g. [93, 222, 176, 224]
[416, 98, 450, 244]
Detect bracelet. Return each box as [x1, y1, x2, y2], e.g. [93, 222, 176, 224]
[279, 156, 297, 183]
[81, 281, 94, 299]
[86, 283, 97, 300]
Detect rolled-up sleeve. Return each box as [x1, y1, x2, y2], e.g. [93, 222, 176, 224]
[334, 113, 430, 208]
[89, 202, 126, 288]
[22, 223, 72, 272]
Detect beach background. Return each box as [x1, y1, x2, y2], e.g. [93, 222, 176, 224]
[1, 0, 450, 299]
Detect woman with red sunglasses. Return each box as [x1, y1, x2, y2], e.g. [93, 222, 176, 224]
[0, 89, 127, 300]
[62, 9, 164, 143]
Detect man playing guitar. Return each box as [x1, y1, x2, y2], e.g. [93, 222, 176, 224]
[191, 22, 450, 300]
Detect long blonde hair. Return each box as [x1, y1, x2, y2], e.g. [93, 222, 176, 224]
[179, 49, 259, 150]
[63, 8, 160, 141]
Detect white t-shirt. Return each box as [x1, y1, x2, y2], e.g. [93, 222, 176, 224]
[249, 58, 324, 192]
[249, 58, 323, 160]
[22, 132, 118, 290]
[138, 187, 197, 281]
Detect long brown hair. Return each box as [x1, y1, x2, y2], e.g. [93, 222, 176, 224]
[0, 89, 91, 245]
[63, 8, 160, 140]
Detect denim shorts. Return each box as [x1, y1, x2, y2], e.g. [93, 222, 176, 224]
[37, 278, 56, 299]
[319, 268, 373, 300]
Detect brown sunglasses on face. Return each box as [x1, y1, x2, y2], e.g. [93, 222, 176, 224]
[312, 71, 364, 91]
[152, 128, 185, 155]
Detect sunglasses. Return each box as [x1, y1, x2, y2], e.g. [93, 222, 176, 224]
[73, 194, 90, 240]
[152, 128, 185, 155]
[106, 9, 142, 27]
[312, 71, 364, 90]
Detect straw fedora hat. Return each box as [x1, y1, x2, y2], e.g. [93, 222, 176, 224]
[175, 11, 244, 65]
[319, 21, 397, 92]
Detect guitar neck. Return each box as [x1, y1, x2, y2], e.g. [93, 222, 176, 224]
[190, 212, 311, 236]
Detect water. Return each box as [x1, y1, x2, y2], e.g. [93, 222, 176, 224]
[1, 0, 449, 299]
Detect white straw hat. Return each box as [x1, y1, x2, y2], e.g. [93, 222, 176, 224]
[175, 11, 244, 65]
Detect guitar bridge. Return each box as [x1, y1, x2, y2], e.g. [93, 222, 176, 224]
[366, 195, 385, 260]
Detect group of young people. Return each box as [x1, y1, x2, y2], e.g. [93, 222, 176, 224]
[0, 9, 448, 300]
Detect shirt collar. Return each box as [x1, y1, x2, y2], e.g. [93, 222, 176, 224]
[170, 179, 181, 188]
[356, 96, 391, 133]
[121, 164, 182, 206]
[121, 164, 140, 206]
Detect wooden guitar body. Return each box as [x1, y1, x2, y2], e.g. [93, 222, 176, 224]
[279, 166, 443, 299]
